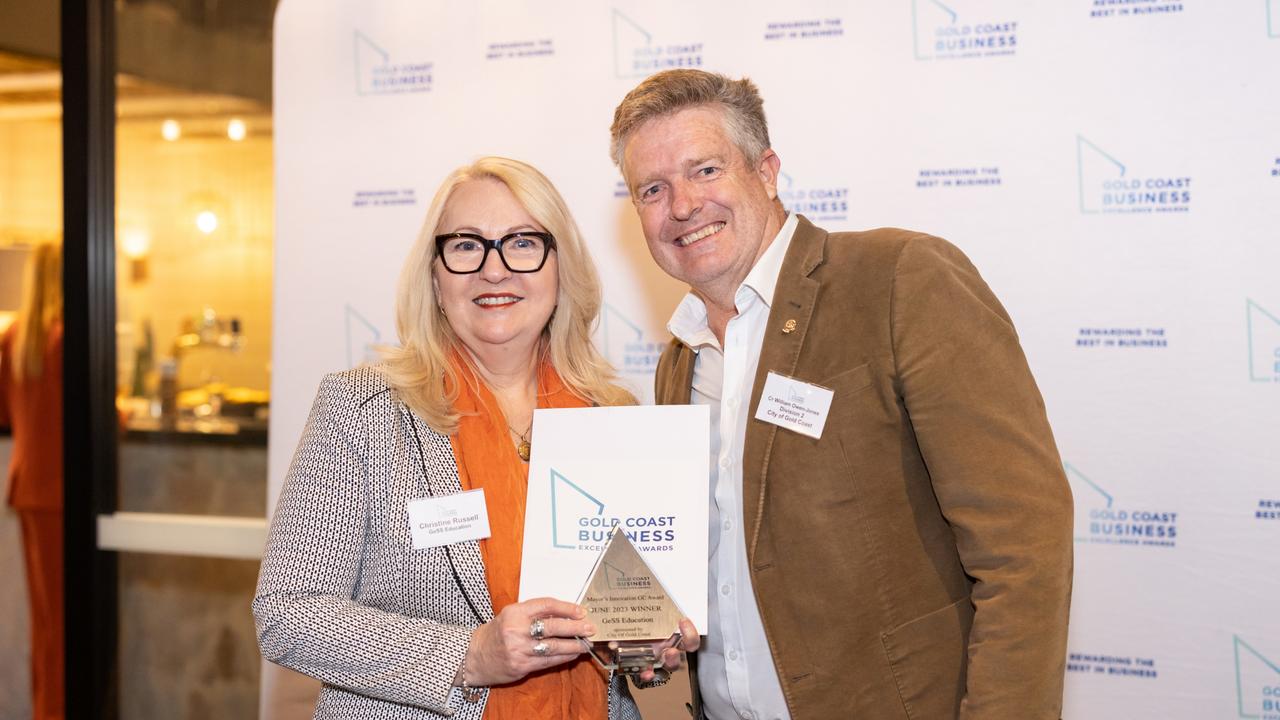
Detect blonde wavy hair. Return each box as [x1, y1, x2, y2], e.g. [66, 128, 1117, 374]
[381, 157, 635, 434]
[11, 243, 62, 381]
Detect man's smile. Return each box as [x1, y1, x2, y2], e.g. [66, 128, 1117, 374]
[675, 222, 725, 247]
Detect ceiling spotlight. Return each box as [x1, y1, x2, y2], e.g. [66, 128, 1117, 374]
[227, 118, 247, 141]
[161, 119, 181, 141]
[196, 211, 218, 234]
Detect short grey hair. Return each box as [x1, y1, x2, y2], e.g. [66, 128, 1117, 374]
[610, 69, 771, 171]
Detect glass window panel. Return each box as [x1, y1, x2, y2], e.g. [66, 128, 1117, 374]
[113, 1, 278, 715]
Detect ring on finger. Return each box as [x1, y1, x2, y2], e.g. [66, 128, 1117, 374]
[532, 641, 551, 657]
[529, 618, 546, 639]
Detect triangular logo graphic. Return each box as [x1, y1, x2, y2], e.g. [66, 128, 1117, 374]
[611, 9, 652, 78]
[1077, 135, 1126, 214]
[1065, 462, 1113, 508]
[603, 561, 627, 588]
[344, 304, 381, 368]
[912, 0, 958, 60]
[578, 527, 684, 642]
[353, 31, 390, 95]
[601, 303, 644, 362]
[551, 469, 604, 549]
[1064, 462, 1112, 543]
[1247, 299, 1280, 382]
[1234, 635, 1280, 718]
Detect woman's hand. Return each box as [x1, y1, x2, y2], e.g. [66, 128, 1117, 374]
[462, 597, 595, 686]
[636, 618, 701, 684]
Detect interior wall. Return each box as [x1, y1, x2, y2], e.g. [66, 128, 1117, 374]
[0, 118, 61, 246]
[115, 119, 274, 393]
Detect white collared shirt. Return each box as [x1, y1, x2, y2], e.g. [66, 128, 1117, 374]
[667, 212, 799, 720]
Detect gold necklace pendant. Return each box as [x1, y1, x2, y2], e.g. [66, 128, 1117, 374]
[509, 423, 533, 462]
[507, 380, 537, 463]
[506, 420, 532, 458]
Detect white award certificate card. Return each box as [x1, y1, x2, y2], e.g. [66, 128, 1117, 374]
[517, 405, 709, 632]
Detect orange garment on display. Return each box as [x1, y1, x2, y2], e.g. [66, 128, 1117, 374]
[0, 322, 65, 720]
[1, 323, 64, 511]
[448, 352, 607, 720]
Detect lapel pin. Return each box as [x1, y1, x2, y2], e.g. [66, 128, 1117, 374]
[782, 319, 797, 334]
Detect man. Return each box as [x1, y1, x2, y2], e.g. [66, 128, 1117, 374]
[610, 69, 1073, 720]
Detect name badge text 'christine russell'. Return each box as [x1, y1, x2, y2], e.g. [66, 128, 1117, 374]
[407, 489, 491, 549]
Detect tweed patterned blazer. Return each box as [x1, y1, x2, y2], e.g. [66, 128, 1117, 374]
[254, 366, 641, 719]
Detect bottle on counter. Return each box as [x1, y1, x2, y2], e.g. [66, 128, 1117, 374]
[158, 358, 179, 428]
[129, 318, 154, 398]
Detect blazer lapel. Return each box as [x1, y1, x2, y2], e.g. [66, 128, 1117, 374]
[656, 342, 696, 406]
[401, 403, 495, 622]
[742, 216, 827, 564]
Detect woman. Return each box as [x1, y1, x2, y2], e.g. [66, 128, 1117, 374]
[0, 243, 64, 720]
[255, 157, 692, 719]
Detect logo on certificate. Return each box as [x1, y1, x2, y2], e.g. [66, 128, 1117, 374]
[549, 468, 678, 553]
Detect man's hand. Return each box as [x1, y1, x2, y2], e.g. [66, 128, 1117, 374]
[636, 617, 700, 684]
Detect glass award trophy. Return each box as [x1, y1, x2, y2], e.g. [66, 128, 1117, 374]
[577, 527, 685, 678]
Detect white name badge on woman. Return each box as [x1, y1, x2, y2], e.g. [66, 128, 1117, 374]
[518, 405, 710, 673]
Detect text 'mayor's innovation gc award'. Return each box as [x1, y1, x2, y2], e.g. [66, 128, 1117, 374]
[518, 405, 709, 677]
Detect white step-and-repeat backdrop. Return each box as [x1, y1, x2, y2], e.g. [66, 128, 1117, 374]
[269, 2, 1280, 717]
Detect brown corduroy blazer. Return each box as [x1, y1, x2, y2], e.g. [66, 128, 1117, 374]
[655, 217, 1073, 720]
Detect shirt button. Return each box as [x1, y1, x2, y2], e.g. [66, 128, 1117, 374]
[728, 397, 740, 410]
[741, 712, 754, 720]
[722, 519, 732, 532]
[721, 584, 732, 596]
[719, 456, 730, 469]
[728, 649, 739, 661]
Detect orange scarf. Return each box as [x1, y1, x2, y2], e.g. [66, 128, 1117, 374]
[448, 352, 607, 720]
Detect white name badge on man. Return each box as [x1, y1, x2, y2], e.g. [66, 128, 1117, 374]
[754, 371, 835, 439]
[518, 405, 710, 634]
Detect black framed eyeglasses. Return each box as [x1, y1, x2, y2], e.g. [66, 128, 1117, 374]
[434, 231, 557, 274]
